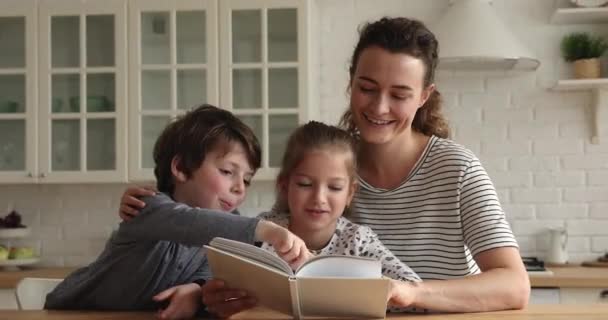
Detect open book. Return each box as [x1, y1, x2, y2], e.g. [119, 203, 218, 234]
[205, 237, 390, 319]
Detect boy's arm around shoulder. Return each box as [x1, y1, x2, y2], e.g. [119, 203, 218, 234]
[117, 193, 260, 246]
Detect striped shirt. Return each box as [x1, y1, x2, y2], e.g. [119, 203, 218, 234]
[349, 136, 518, 280]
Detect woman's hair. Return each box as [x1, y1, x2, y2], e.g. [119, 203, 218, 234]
[154, 104, 261, 195]
[340, 17, 450, 139]
[273, 121, 358, 215]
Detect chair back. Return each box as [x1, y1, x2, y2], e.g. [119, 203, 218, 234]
[15, 277, 62, 310]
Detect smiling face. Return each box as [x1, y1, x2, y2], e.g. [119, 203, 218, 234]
[173, 142, 254, 212]
[349, 46, 434, 146]
[284, 149, 355, 237]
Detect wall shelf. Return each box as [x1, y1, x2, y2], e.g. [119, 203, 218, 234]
[551, 7, 608, 24]
[552, 79, 608, 144]
[553, 78, 608, 91]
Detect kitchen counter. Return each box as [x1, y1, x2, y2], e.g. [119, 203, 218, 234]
[1, 266, 607, 289]
[0, 267, 74, 289]
[530, 267, 608, 288]
[1, 305, 607, 320]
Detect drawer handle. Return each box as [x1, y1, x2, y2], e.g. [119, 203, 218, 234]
[601, 290, 608, 299]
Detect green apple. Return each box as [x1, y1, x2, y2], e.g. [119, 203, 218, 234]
[9, 247, 34, 259]
[0, 246, 8, 260]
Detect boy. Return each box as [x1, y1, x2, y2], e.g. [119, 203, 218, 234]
[45, 105, 308, 319]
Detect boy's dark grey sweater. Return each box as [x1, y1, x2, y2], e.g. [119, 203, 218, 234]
[45, 193, 259, 310]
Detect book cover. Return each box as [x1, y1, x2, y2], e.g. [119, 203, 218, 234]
[205, 237, 390, 319]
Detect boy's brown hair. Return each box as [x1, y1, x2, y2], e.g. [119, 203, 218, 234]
[153, 104, 261, 195]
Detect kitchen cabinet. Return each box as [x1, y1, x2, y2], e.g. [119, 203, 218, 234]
[219, 0, 309, 179]
[0, 0, 37, 183]
[128, 0, 309, 181]
[530, 267, 608, 304]
[0, 0, 128, 183]
[531, 288, 608, 305]
[38, 0, 128, 183]
[0, 0, 309, 184]
[530, 288, 561, 304]
[127, 0, 219, 181]
[560, 288, 608, 304]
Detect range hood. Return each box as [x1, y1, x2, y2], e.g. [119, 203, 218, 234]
[432, 0, 540, 71]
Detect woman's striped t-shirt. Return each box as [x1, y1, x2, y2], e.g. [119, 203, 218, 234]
[349, 136, 518, 280]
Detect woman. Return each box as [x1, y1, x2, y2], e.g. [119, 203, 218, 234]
[338, 17, 529, 313]
[122, 17, 529, 316]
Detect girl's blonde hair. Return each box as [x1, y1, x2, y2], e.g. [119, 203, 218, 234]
[273, 121, 358, 215]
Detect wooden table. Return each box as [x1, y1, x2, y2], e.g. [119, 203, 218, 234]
[1, 305, 607, 320]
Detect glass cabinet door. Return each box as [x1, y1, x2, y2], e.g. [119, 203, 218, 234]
[220, 0, 307, 178]
[38, 0, 127, 183]
[129, 0, 218, 181]
[0, 1, 37, 183]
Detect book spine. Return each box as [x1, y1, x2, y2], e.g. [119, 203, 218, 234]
[288, 277, 302, 319]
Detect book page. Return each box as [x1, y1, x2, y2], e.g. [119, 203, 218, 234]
[295, 255, 382, 278]
[210, 237, 293, 275]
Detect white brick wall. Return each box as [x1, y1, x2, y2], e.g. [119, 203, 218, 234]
[0, 0, 606, 267]
[314, 0, 608, 263]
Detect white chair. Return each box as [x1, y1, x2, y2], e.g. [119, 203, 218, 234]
[15, 277, 62, 310]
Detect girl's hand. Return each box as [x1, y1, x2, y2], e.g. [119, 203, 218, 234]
[201, 279, 257, 318]
[387, 279, 417, 308]
[119, 185, 156, 221]
[153, 283, 201, 320]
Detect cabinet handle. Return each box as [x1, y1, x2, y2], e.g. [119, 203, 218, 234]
[601, 290, 608, 299]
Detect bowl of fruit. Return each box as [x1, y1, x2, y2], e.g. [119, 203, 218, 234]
[0, 245, 38, 267]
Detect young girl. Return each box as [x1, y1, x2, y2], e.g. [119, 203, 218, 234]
[257, 121, 420, 286]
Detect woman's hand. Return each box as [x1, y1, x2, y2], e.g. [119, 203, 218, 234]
[387, 279, 417, 308]
[118, 185, 156, 221]
[201, 279, 257, 318]
[153, 283, 201, 320]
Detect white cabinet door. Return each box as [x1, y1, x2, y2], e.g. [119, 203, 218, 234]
[219, 0, 309, 179]
[128, 0, 219, 181]
[0, 289, 17, 310]
[0, 0, 38, 183]
[38, 0, 128, 183]
[530, 288, 561, 305]
[560, 288, 608, 304]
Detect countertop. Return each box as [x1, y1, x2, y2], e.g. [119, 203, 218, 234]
[1, 305, 607, 320]
[529, 267, 608, 288]
[1, 266, 608, 289]
[0, 267, 74, 289]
